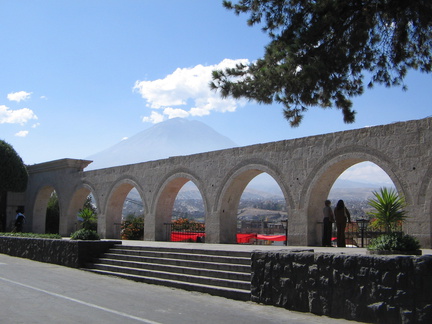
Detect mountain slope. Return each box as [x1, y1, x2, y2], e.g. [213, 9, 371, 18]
[86, 118, 237, 170]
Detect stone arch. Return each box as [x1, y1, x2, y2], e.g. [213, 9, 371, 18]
[103, 177, 146, 239]
[418, 166, 432, 245]
[301, 145, 407, 245]
[417, 164, 432, 206]
[62, 183, 96, 236]
[214, 159, 291, 244]
[151, 170, 206, 241]
[32, 184, 58, 234]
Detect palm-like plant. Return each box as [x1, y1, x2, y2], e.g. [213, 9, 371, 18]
[77, 207, 97, 231]
[367, 187, 407, 233]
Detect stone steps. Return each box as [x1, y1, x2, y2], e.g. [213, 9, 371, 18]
[83, 245, 251, 301]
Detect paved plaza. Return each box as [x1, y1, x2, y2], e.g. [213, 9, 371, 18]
[0, 250, 363, 324]
[2, 241, 431, 323]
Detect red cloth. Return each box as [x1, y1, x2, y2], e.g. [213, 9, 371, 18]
[171, 232, 205, 242]
[236, 233, 287, 243]
[170, 232, 287, 243]
[236, 233, 257, 243]
[256, 234, 286, 241]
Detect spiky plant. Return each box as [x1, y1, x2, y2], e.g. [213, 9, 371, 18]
[367, 187, 407, 234]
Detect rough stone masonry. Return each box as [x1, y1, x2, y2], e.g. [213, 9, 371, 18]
[251, 250, 432, 323]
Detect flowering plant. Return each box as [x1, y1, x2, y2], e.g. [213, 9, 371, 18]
[121, 215, 144, 240]
[172, 218, 205, 232]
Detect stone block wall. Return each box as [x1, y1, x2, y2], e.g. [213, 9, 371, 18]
[0, 236, 119, 268]
[251, 251, 432, 323]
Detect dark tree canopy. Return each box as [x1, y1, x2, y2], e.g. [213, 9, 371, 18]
[211, 0, 432, 126]
[0, 140, 28, 192]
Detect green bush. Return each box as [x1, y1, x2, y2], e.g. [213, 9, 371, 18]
[0, 232, 62, 239]
[121, 215, 144, 240]
[368, 232, 420, 251]
[70, 229, 100, 240]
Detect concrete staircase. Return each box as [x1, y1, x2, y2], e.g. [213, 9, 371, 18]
[83, 245, 251, 301]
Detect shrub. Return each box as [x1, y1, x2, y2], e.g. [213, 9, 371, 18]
[368, 232, 420, 252]
[172, 217, 205, 232]
[121, 215, 144, 240]
[70, 228, 100, 240]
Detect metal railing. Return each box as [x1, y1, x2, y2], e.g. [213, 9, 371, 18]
[164, 222, 205, 243]
[325, 221, 402, 248]
[164, 220, 400, 247]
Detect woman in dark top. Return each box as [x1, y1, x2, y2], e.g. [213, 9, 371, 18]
[334, 200, 351, 247]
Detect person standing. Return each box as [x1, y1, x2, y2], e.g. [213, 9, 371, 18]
[14, 209, 26, 232]
[334, 200, 351, 247]
[322, 200, 335, 247]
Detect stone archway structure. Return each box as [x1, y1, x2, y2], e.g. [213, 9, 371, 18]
[22, 118, 432, 247]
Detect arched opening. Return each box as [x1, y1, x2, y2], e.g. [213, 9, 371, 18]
[66, 187, 98, 237]
[218, 166, 289, 244]
[121, 188, 145, 240]
[316, 161, 395, 247]
[45, 190, 59, 234]
[75, 193, 98, 232]
[33, 185, 56, 234]
[105, 181, 145, 239]
[238, 173, 287, 245]
[163, 181, 206, 242]
[154, 175, 206, 242]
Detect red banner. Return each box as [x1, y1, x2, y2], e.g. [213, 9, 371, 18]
[256, 234, 286, 241]
[171, 232, 205, 242]
[236, 233, 257, 243]
[170, 232, 287, 243]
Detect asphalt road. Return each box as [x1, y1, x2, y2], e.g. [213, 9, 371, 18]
[0, 254, 364, 324]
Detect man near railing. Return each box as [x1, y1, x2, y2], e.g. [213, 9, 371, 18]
[322, 200, 335, 247]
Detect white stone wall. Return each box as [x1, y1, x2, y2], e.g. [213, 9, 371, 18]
[24, 118, 432, 247]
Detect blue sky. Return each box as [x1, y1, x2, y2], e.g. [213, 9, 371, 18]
[1, 1, 431, 184]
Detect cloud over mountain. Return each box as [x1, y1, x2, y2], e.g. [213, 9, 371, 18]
[133, 59, 248, 124]
[86, 118, 237, 170]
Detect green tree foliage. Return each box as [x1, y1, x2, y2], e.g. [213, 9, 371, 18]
[0, 140, 28, 192]
[211, 1, 432, 126]
[83, 195, 97, 215]
[46, 192, 60, 234]
[0, 140, 28, 230]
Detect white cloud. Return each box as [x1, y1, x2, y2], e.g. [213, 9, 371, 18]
[134, 59, 248, 123]
[142, 111, 165, 124]
[7, 91, 32, 102]
[0, 105, 38, 125]
[163, 107, 190, 119]
[15, 130, 29, 137]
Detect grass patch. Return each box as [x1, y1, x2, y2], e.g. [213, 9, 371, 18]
[0, 232, 62, 239]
